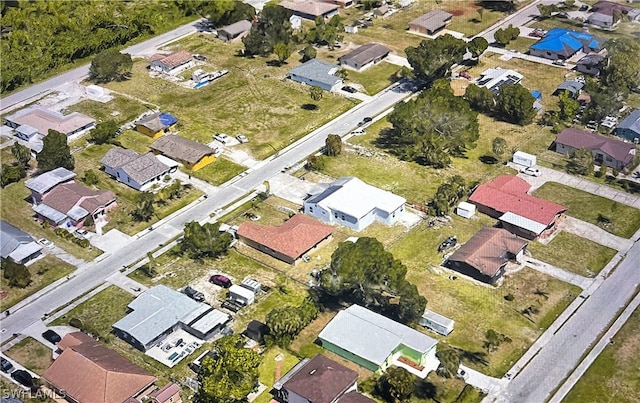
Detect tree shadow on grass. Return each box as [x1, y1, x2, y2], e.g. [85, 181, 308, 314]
[414, 378, 438, 400]
[459, 349, 489, 366]
[479, 155, 499, 164]
[373, 127, 399, 151]
[301, 103, 318, 111]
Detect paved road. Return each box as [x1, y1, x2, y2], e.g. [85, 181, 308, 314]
[490, 241, 640, 403]
[0, 80, 416, 339]
[0, 18, 204, 114]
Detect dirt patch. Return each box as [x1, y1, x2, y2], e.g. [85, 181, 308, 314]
[614, 331, 640, 367]
[450, 9, 466, 16]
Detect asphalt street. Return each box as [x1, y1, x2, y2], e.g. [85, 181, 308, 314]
[491, 241, 640, 403]
[0, 80, 416, 338]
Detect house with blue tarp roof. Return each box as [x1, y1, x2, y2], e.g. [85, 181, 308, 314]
[135, 112, 178, 139]
[529, 28, 603, 60]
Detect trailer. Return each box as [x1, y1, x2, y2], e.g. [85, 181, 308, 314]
[512, 151, 537, 167]
[228, 285, 255, 306]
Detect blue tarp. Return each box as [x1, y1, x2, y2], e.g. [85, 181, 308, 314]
[531, 90, 542, 99]
[159, 112, 178, 126]
[530, 28, 600, 54]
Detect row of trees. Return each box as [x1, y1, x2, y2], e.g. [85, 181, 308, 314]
[464, 82, 537, 125]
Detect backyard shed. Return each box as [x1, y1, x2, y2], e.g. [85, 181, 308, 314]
[240, 278, 262, 294]
[456, 202, 476, 219]
[512, 151, 536, 167]
[229, 285, 255, 305]
[244, 320, 270, 343]
[419, 309, 454, 336]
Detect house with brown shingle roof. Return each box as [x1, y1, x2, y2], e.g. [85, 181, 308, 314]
[237, 214, 333, 264]
[44, 332, 157, 403]
[102, 148, 174, 191]
[33, 182, 116, 228]
[338, 43, 390, 71]
[445, 227, 528, 284]
[279, 0, 339, 21]
[4, 105, 95, 141]
[555, 128, 637, 170]
[408, 10, 453, 36]
[149, 51, 194, 76]
[150, 135, 216, 171]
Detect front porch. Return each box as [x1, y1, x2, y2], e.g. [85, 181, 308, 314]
[391, 352, 440, 379]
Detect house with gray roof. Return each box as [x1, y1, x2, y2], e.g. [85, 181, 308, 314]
[4, 105, 95, 140]
[288, 59, 343, 91]
[318, 304, 439, 378]
[576, 54, 605, 76]
[338, 43, 390, 71]
[279, 0, 339, 21]
[102, 148, 175, 191]
[0, 220, 42, 264]
[615, 109, 640, 142]
[150, 135, 216, 171]
[25, 167, 76, 205]
[553, 80, 584, 98]
[408, 10, 453, 35]
[113, 285, 230, 352]
[218, 20, 252, 42]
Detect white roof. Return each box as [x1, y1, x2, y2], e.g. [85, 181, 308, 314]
[499, 212, 547, 235]
[189, 309, 230, 334]
[476, 68, 523, 94]
[421, 309, 454, 328]
[318, 305, 437, 366]
[229, 284, 254, 299]
[307, 177, 405, 219]
[25, 167, 76, 194]
[457, 202, 476, 211]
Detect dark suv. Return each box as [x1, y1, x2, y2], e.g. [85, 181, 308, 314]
[11, 370, 34, 389]
[210, 274, 232, 288]
[42, 329, 61, 344]
[182, 286, 205, 302]
[438, 236, 458, 253]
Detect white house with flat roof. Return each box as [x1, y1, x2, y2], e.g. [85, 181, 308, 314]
[113, 285, 230, 353]
[318, 305, 439, 378]
[303, 177, 406, 231]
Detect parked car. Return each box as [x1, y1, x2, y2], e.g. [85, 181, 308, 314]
[528, 29, 547, 38]
[236, 134, 249, 143]
[457, 368, 469, 380]
[459, 71, 472, 80]
[358, 116, 373, 126]
[11, 370, 34, 389]
[38, 238, 54, 249]
[74, 228, 89, 239]
[520, 167, 542, 177]
[221, 299, 243, 313]
[1, 357, 14, 373]
[182, 286, 205, 302]
[342, 86, 357, 93]
[243, 212, 260, 221]
[552, 59, 566, 66]
[214, 133, 230, 144]
[210, 274, 232, 288]
[42, 329, 61, 344]
[438, 236, 457, 253]
[193, 54, 207, 61]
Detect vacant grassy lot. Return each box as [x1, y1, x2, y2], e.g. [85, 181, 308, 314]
[254, 348, 300, 403]
[103, 36, 353, 161]
[182, 156, 247, 186]
[391, 219, 581, 377]
[563, 306, 640, 403]
[344, 61, 401, 95]
[115, 129, 155, 154]
[5, 337, 53, 375]
[528, 232, 617, 277]
[534, 182, 640, 238]
[1, 255, 75, 309]
[64, 94, 150, 126]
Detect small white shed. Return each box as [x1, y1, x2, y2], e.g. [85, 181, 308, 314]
[456, 202, 476, 219]
[240, 278, 261, 295]
[513, 151, 537, 168]
[229, 284, 255, 305]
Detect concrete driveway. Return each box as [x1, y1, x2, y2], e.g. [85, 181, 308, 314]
[559, 216, 634, 252]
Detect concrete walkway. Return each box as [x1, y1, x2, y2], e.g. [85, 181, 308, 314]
[460, 365, 506, 395]
[523, 257, 593, 289]
[173, 170, 219, 194]
[105, 272, 148, 296]
[559, 217, 634, 252]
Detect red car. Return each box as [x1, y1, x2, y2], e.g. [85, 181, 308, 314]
[460, 71, 472, 80]
[209, 274, 232, 288]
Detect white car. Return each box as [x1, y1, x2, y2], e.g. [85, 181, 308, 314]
[214, 133, 230, 144]
[520, 167, 542, 177]
[74, 228, 90, 239]
[38, 238, 54, 249]
[236, 134, 249, 143]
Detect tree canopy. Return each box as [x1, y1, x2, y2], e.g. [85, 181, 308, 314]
[131, 192, 155, 222]
[468, 37, 489, 61]
[89, 121, 119, 145]
[388, 79, 479, 168]
[89, 49, 132, 83]
[319, 237, 426, 324]
[195, 335, 261, 403]
[493, 24, 520, 46]
[464, 83, 495, 114]
[431, 175, 466, 216]
[36, 129, 74, 172]
[601, 38, 640, 94]
[2, 259, 31, 288]
[376, 367, 414, 402]
[566, 148, 594, 176]
[180, 221, 233, 260]
[11, 142, 31, 168]
[200, 1, 256, 26]
[405, 35, 467, 82]
[242, 4, 293, 56]
[325, 134, 343, 156]
[265, 298, 318, 347]
[304, 16, 344, 50]
[494, 83, 536, 125]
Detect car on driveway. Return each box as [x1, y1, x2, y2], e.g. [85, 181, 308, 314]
[11, 369, 34, 389]
[1, 357, 14, 373]
[236, 134, 249, 143]
[342, 86, 357, 93]
[38, 238, 54, 249]
[552, 59, 567, 66]
[459, 71, 472, 80]
[520, 167, 542, 177]
[210, 274, 232, 288]
[74, 228, 89, 239]
[214, 133, 230, 144]
[182, 286, 205, 302]
[42, 329, 61, 344]
[438, 236, 457, 253]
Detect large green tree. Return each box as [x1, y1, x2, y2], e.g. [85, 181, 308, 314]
[376, 367, 414, 402]
[89, 120, 119, 145]
[467, 37, 489, 61]
[200, 1, 255, 26]
[305, 15, 344, 50]
[2, 259, 32, 288]
[180, 221, 233, 260]
[405, 35, 467, 82]
[492, 137, 508, 160]
[11, 142, 31, 168]
[89, 49, 133, 83]
[320, 237, 426, 324]
[131, 192, 155, 222]
[242, 4, 293, 56]
[36, 130, 74, 172]
[388, 79, 479, 168]
[0, 164, 26, 188]
[309, 86, 323, 101]
[601, 38, 640, 94]
[464, 83, 495, 114]
[493, 25, 520, 47]
[566, 148, 594, 176]
[558, 91, 579, 121]
[432, 175, 466, 216]
[494, 83, 536, 125]
[436, 349, 461, 379]
[325, 134, 343, 157]
[195, 335, 261, 403]
[265, 298, 318, 347]
[273, 42, 291, 65]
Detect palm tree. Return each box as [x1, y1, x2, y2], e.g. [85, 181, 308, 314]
[436, 349, 461, 378]
[309, 86, 323, 102]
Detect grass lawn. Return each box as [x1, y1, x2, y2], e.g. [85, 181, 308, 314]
[528, 232, 617, 277]
[50, 286, 134, 337]
[103, 36, 353, 161]
[254, 348, 300, 403]
[116, 129, 155, 154]
[506, 36, 539, 53]
[562, 306, 640, 403]
[344, 61, 401, 95]
[534, 182, 640, 238]
[1, 255, 75, 310]
[5, 337, 53, 376]
[63, 94, 150, 127]
[390, 219, 581, 377]
[182, 156, 247, 186]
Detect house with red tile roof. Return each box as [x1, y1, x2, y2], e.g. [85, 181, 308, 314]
[469, 175, 566, 239]
[237, 214, 333, 264]
[149, 51, 194, 76]
[555, 128, 637, 170]
[44, 332, 157, 403]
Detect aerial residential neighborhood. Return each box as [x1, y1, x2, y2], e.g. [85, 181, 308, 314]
[1, 1, 639, 403]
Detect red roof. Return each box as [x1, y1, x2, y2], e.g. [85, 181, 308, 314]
[469, 175, 566, 225]
[556, 128, 635, 165]
[237, 214, 333, 261]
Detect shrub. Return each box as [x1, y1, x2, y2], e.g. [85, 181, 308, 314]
[69, 318, 83, 329]
[504, 293, 515, 301]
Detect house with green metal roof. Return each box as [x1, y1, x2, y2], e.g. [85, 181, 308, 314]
[317, 304, 439, 378]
